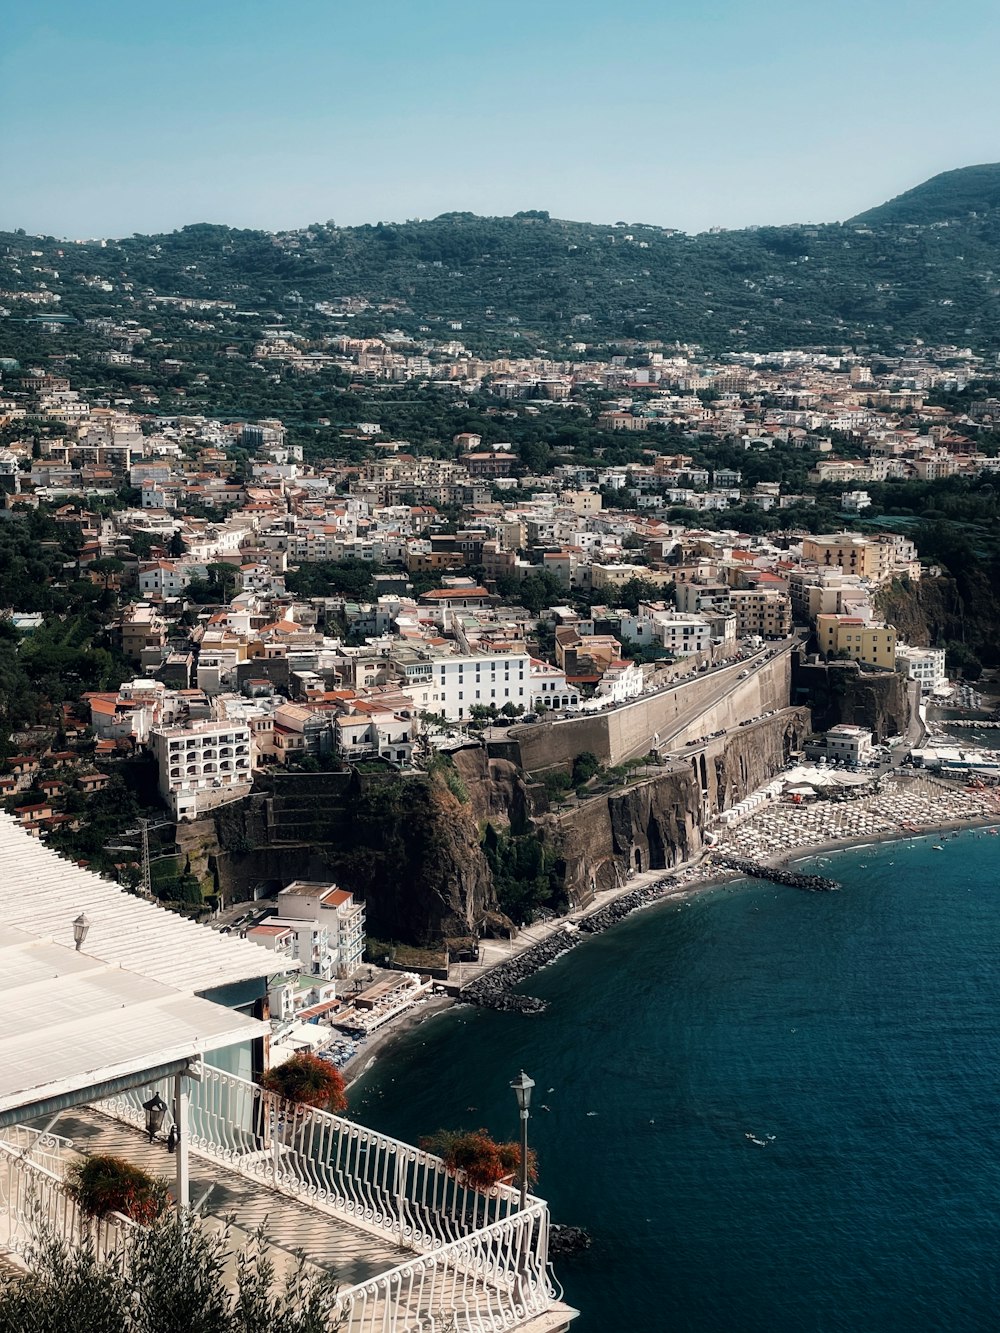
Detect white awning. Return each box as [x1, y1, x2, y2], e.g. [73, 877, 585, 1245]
[0, 813, 286, 993]
[0, 927, 266, 1118]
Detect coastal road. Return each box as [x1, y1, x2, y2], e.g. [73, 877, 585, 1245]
[618, 636, 803, 765]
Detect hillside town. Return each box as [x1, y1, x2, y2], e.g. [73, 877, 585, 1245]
[3, 336, 995, 850]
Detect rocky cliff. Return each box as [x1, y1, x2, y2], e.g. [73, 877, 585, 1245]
[210, 768, 495, 946]
[542, 708, 810, 903]
[791, 655, 913, 739]
[200, 711, 808, 943]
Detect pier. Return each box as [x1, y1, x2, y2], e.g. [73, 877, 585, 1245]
[711, 853, 840, 892]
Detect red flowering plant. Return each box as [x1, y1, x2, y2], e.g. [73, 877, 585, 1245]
[420, 1128, 538, 1194]
[261, 1052, 348, 1114]
[66, 1154, 167, 1225]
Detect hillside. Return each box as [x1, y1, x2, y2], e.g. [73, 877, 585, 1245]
[2, 165, 1000, 363]
[850, 163, 1000, 227]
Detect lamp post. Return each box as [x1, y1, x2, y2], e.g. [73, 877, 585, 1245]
[72, 912, 91, 952]
[510, 1069, 534, 1210]
[142, 1092, 167, 1143]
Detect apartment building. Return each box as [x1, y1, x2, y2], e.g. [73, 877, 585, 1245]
[274, 879, 366, 978]
[816, 614, 897, 670]
[825, 724, 875, 766]
[150, 719, 253, 819]
[801, 534, 890, 581]
[333, 707, 413, 764]
[430, 652, 531, 719]
[787, 567, 868, 625]
[138, 559, 190, 599]
[728, 589, 792, 639]
[653, 612, 713, 657]
[895, 645, 947, 695]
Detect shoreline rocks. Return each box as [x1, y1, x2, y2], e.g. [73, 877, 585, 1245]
[711, 853, 839, 891]
[462, 875, 680, 1012]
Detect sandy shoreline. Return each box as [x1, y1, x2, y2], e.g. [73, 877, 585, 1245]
[342, 993, 457, 1088]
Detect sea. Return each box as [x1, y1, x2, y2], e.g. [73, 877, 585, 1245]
[350, 828, 1000, 1333]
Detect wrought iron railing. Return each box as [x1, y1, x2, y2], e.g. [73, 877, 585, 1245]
[102, 1065, 529, 1249]
[0, 1142, 135, 1266]
[331, 1202, 553, 1333]
[100, 1065, 558, 1331]
[0, 1124, 74, 1177]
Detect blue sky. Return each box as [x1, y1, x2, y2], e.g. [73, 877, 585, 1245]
[4, 0, 999, 237]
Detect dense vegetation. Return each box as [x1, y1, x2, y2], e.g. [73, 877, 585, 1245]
[851, 164, 1000, 226]
[0, 1215, 340, 1333]
[3, 166, 1000, 391]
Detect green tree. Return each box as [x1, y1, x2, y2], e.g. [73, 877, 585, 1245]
[0, 1214, 341, 1333]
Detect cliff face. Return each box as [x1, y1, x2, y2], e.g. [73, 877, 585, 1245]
[552, 770, 702, 901]
[450, 747, 533, 832]
[876, 572, 1000, 668]
[203, 711, 809, 943]
[792, 655, 913, 739]
[545, 708, 810, 903]
[211, 769, 495, 946]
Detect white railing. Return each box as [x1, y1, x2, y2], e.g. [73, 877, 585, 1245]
[331, 1202, 553, 1333]
[0, 1125, 74, 1177]
[102, 1066, 531, 1251]
[101, 1066, 558, 1331]
[0, 1142, 135, 1266]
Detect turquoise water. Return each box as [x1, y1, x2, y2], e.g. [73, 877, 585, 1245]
[351, 830, 1000, 1332]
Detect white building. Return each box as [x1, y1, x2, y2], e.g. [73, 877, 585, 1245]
[652, 611, 713, 657]
[150, 719, 253, 819]
[333, 708, 414, 764]
[895, 644, 947, 695]
[528, 658, 579, 711]
[430, 652, 531, 720]
[591, 658, 644, 706]
[246, 880, 365, 981]
[825, 724, 874, 766]
[138, 560, 190, 599]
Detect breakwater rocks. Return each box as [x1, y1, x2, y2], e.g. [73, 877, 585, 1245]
[461, 932, 578, 1013]
[576, 876, 679, 933]
[550, 1225, 592, 1258]
[711, 854, 840, 892]
[462, 876, 681, 1013]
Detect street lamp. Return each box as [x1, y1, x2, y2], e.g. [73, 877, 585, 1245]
[510, 1069, 534, 1210]
[143, 1092, 167, 1142]
[72, 912, 91, 952]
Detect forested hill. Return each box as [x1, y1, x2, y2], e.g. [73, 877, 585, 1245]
[3, 165, 1000, 354]
[850, 164, 1000, 227]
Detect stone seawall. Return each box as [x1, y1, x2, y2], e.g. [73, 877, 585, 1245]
[492, 647, 793, 773]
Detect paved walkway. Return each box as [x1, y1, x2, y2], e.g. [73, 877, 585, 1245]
[32, 1108, 410, 1289]
[451, 860, 694, 988]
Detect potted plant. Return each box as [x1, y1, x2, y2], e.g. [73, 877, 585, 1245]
[66, 1153, 167, 1225]
[260, 1052, 347, 1114]
[420, 1128, 537, 1194]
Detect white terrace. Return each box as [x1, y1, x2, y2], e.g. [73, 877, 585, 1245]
[0, 815, 576, 1331]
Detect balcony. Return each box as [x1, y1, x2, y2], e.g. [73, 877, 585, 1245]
[0, 1067, 572, 1332]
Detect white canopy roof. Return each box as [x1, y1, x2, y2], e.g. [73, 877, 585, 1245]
[0, 927, 266, 1117]
[0, 814, 284, 993]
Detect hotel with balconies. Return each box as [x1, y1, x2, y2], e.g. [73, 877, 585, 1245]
[150, 718, 253, 819]
[249, 880, 367, 980]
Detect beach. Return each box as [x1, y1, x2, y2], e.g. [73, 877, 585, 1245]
[341, 993, 456, 1086]
[712, 771, 1000, 866]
